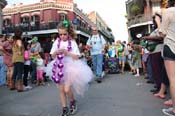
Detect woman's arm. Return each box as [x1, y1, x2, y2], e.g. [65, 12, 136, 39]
[51, 50, 57, 59]
[142, 36, 163, 41]
[16, 40, 23, 55]
[0, 45, 5, 54]
[115, 48, 118, 58]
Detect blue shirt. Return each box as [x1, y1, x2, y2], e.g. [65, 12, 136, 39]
[86, 34, 106, 55]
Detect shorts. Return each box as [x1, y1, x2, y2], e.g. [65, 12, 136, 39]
[142, 53, 149, 62]
[118, 56, 126, 62]
[163, 45, 175, 61]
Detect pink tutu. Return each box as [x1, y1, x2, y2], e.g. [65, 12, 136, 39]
[45, 57, 93, 96]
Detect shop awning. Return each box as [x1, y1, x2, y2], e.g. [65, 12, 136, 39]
[31, 12, 40, 16]
[8, 29, 90, 38]
[21, 13, 30, 17]
[3, 15, 11, 19]
[25, 29, 90, 38]
[128, 21, 153, 29]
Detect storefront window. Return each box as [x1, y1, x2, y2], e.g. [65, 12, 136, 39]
[59, 13, 67, 21]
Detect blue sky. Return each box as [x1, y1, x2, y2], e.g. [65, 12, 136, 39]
[6, 0, 128, 42]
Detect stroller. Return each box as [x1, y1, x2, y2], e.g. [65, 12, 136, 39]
[105, 45, 120, 74]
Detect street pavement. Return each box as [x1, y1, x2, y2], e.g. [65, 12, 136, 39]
[0, 72, 169, 116]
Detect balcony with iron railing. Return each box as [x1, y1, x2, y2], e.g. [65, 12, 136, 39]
[2, 21, 91, 36]
[76, 25, 91, 35]
[2, 21, 57, 34]
[98, 28, 114, 42]
[127, 14, 152, 27]
[100, 28, 112, 38]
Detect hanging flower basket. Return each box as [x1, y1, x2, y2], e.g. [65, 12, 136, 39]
[130, 4, 140, 15]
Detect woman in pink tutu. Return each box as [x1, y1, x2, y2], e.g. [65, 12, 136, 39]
[46, 20, 93, 116]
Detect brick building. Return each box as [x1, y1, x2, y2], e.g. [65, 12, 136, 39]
[2, 0, 113, 44]
[125, 0, 167, 41]
[88, 11, 114, 44]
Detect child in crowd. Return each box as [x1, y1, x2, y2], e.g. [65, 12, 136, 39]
[127, 44, 135, 74]
[116, 40, 126, 74]
[132, 42, 142, 77]
[23, 42, 32, 90]
[36, 52, 45, 86]
[45, 20, 93, 116]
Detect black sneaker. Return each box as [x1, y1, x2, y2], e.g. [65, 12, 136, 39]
[95, 78, 102, 83]
[69, 100, 77, 115]
[61, 107, 69, 116]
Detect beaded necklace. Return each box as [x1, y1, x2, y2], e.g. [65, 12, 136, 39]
[52, 37, 72, 83]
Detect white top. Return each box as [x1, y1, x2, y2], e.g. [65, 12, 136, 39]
[24, 60, 31, 65]
[50, 39, 80, 56]
[148, 28, 163, 54]
[144, 48, 149, 54]
[37, 58, 45, 70]
[159, 7, 175, 54]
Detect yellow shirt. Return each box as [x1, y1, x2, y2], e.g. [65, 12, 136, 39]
[12, 43, 24, 63]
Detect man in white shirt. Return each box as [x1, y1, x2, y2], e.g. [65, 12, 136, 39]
[86, 27, 106, 83]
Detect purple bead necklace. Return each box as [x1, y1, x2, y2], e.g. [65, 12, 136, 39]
[52, 37, 72, 83]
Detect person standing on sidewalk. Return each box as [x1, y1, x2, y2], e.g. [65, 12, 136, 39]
[159, 0, 175, 115]
[29, 37, 42, 84]
[2, 35, 14, 88]
[86, 26, 106, 83]
[115, 40, 126, 74]
[10, 29, 25, 92]
[0, 34, 7, 86]
[23, 42, 32, 90]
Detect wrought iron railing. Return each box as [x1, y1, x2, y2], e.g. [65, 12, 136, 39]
[2, 21, 91, 35]
[127, 14, 152, 27]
